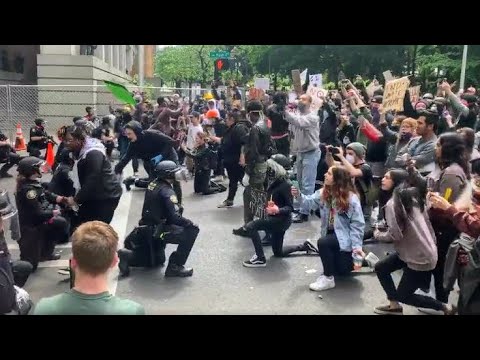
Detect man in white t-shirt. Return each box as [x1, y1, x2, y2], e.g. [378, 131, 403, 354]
[185, 111, 203, 173]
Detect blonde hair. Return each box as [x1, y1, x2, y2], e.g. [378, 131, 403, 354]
[72, 221, 118, 276]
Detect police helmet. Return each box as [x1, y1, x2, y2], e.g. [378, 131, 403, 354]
[34, 118, 45, 127]
[18, 157, 44, 177]
[154, 160, 181, 180]
[270, 154, 291, 170]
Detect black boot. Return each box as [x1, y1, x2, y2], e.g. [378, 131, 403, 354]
[123, 176, 136, 191]
[165, 263, 193, 277]
[292, 213, 308, 223]
[233, 226, 250, 237]
[118, 249, 133, 277]
[40, 252, 61, 261]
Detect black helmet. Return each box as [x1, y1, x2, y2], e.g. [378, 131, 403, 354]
[270, 154, 291, 170]
[34, 118, 45, 127]
[154, 160, 181, 180]
[18, 157, 43, 177]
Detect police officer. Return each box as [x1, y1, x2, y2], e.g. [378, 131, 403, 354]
[0, 129, 20, 178]
[27, 118, 49, 157]
[16, 157, 69, 270]
[118, 161, 198, 278]
[114, 121, 182, 204]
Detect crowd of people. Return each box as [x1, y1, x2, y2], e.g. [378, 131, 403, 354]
[2, 76, 480, 315]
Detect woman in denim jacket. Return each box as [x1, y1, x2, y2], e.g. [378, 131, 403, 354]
[292, 165, 365, 291]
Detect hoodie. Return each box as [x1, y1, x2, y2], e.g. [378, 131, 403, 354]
[265, 158, 293, 224]
[75, 137, 122, 204]
[221, 120, 250, 164]
[376, 197, 438, 271]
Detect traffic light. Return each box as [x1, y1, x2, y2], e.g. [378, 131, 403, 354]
[214, 58, 230, 71]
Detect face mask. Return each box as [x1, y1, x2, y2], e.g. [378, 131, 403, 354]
[400, 132, 413, 141]
[346, 154, 355, 164]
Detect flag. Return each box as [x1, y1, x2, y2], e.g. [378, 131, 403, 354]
[104, 80, 136, 106]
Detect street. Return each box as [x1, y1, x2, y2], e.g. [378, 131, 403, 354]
[2, 162, 454, 315]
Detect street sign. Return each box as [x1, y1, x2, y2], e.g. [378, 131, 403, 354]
[210, 50, 230, 59]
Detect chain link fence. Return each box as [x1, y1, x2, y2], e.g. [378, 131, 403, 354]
[0, 85, 246, 141]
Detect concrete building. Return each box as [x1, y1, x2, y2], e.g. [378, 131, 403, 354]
[0, 45, 154, 133]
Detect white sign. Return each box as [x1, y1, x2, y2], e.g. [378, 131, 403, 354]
[300, 69, 308, 86]
[306, 85, 328, 111]
[288, 92, 297, 103]
[309, 74, 322, 87]
[254, 78, 270, 91]
[383, 70, 394, 82]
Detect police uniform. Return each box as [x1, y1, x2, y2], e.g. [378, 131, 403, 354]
[16, 159, 69, 271]
[0, 130, 20, 177]
[119, 161, 198, 277]
[28, 125, 48, 157]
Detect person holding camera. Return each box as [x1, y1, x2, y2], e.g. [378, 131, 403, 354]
[266, 92, 290, 157]
[285, 94, 321, 224]
[326, 142, 373, 228]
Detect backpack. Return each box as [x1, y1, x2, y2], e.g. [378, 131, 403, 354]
[0, 254, 16, 314]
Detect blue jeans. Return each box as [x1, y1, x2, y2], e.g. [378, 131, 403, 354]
[297, 148, 321, 215]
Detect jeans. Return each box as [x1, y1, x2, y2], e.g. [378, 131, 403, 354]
[245, 217, 302, 259]
[317, 232, 353, 277]
[224, 162, 244, 202]
[375, 252, 444, 311]
[297, 149, 321, 215]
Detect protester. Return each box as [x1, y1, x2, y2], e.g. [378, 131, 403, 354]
[292, 166, 365, 291]
[0, 129, 20, 178]
[33, 221, 145, 315]
[266, 92, 290, 156]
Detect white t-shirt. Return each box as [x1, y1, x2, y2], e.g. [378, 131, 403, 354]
[187, 123, 203, 149]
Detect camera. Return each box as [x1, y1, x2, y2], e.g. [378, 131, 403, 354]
[328, 147, 340, 155]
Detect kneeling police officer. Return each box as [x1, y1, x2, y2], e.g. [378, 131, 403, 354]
[118, 161, 198, 277]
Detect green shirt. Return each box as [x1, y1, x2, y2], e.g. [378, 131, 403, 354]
[32, 289, 145, 315]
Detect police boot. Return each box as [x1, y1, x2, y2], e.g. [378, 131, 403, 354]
[123, 176, 136, 191]
[118, 248, 133, 277]
[165, 263, 193, 277]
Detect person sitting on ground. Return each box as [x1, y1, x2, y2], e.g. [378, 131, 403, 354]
[373, 184, 457, 315]
[292, 166, 366, 292]
[33, 221, 145, 315]
[242, 154, 318, 267]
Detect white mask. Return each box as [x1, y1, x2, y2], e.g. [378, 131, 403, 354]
[346, 154, 356, 164]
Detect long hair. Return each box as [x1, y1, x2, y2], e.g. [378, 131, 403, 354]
[322, 166, 357, 212]
[392, 184, 427, 230]
[457, 127, 475, 155]
[438, 132, 471, 179]
[379, 169, 408, 209]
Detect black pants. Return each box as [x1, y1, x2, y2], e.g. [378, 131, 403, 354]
[163, 224, 199, 266]
[214, 149, 224, 177]
[104, 141, 114, 159]
[28, 145, 44, 158]
[194, 169, 216, 195]
[246, 217, 303, 259]
[124, 225, 167, 268]
[273, 136, 290, 157]
[432, 227, 458, 303]
[132, 157, 139, 173]
[375, 252, 444, 311]
[317, 232, 353, 277]
[0, 151, 20, 175]
[224, 162, 244, 202]
[76, 197, 120, 226]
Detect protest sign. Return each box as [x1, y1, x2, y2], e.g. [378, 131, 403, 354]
[383, 77, 411, 112]
[383, 70, 394, 82]
[291, 70, 302, 95]
[307, 85, 328, 111]
[254, 78, 270, 91]
[309, 74, 322, 87]
[409, 85, 421, 103]
[288, 92, 297, 103]
[300, 69, 308, 86]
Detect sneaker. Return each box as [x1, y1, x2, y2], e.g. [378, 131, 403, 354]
[233, 227, 250, 237]
[217, 200, 234, 208]
[374, 304, 403, 315]
[57, 268, 70, 276]
[309, 275, 335, 291]
[414, 288, 434, 298]
[304, 239, 319, 254]
[243, 254, 266, 268]
[365, 252, 380, 269]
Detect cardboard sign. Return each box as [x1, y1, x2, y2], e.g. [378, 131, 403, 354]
[409, 85, 421, 103]
[309, 74, 322, 87]
[300, 69, 308, 86]
[306, 85, 328, 111]
[366, 80, 382, 98]
[383, 77, 411, 112]
[254, 77, 270, 91]
[291, 70, 302, 95]
[248, 88, 265, 100]
[249, 188, 267, 219]
[383, 70, 394, 82]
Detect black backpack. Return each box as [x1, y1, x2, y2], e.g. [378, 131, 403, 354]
[0, 253, 16, 314]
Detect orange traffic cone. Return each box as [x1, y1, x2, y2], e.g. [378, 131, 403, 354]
[41, 142, 54, 173]
[14, 123, 26, 151]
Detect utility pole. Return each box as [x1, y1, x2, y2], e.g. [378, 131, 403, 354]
[460, 45, 468, 91]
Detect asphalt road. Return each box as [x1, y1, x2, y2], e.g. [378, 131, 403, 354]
[2, 158, 456, 315]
